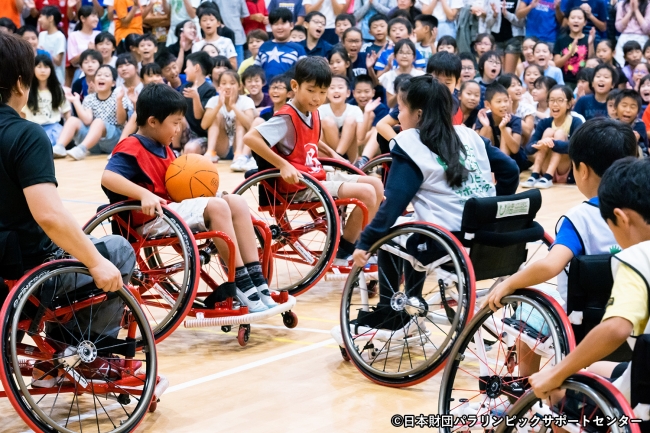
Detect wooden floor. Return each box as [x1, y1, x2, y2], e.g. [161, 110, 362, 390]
[0, 156, 584, 433]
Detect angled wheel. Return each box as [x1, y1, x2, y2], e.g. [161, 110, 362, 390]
[339, 222, 475, 387]
[83, 201, 200, 343]
[0, 260, 157, 433]
[361, 154, 392, 185]
[438, 289, 575, 431]
[232, 170, 340, 296]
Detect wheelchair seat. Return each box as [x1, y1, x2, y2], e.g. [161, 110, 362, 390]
[458, 189, 545, 280]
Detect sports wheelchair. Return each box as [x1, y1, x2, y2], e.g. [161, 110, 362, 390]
[0, 242, 162, 432]
[233, 157, 374, 296]
[83, 201, 298, 347]
[335, 189, 568, 388]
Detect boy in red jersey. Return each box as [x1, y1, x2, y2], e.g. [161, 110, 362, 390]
[101, 84, 275, 313]
[244, 57, 384, 265]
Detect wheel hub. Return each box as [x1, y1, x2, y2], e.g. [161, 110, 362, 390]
[390, 292, 426, 316]
[485, 375, 503, 399]
[269, 225, 282, 240]
[77, 341, 98, 363]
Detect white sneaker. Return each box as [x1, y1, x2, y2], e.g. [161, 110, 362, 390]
[520, 176, 538, 188]
[52, 144, 67, 159]
[236, 288, 268, 313]
[255, 284, 278, 308]
[534, 177, 553, 189]
[67, 145, 88, 161]
[333, 256, 352, 267]
[230, 155, 249, 172]
[243, 156, 258, 171]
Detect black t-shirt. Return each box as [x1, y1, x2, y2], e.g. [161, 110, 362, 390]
[475, 112, 523, 148]
[0, 104, 58, 270]
[182, 81, 217, 137]
[167, 42, 192, 71]
[553, 34, 590, 84]
[493, 0, 517, 42]
[218, 26, 236, 45]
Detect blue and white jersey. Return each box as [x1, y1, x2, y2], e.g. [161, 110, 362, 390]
[374, 47, 427, 71]
[255, 41, 306, 83]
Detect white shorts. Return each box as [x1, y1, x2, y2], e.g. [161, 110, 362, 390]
[138, 192, 225, 237]
[294, 171, 360, 201]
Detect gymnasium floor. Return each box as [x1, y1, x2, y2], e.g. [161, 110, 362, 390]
[0, 156, 584, 433]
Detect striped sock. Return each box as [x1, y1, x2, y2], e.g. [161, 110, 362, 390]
[235, 267, 260, 302]
[245, 262, 277, 307]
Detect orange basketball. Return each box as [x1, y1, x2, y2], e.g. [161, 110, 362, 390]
[165, 154, 220, 202]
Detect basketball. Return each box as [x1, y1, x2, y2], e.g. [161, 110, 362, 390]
[165, 154, 220, 202]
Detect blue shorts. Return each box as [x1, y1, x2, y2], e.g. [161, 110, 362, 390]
[41, 123, 63, 146]
[74, 121, 122, 154]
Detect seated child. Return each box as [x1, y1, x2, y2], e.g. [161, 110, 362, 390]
[244, 57, 384, 266]
[486, 117, 638, 378]
[477, 51, 502, 108]
[574, 67, 594, 100]
[23, 54, 72, 156]
[436, 35, 457, 54]
[71, 49, 102, 102]
[607, 89, 622, 118]
[181, 52, 217, 152]
[373, 18, 427, 78]
[241, 65, 272, 115]
[638, 74, 650, 115]
[459, 80, 481, 128]
[102, 84, 275, 313]
[414, 14, 438, 60]
[473, 33, 495, 64]
[522, 85, 584, 188]
[156, 52, 185, 90]
[459, 52, 478, 83]
[379, 39, 426, 108]
[290, 25, 307, 43]
[238, 30, 269, 75]
[140, 63, 165, 85]
[533, 42, 565, 85]
[574, 63, 618, 120]
[319, 75, 367, 162]
[631, 62, 649, 91]
[200, 70, 257, 169]
[522, 64, 544, 106]
[334, 13, 355, 42]
[116, 53, 143, 106]
[350, 74, 390, 168]
[516, 36, 540, 77]
[528, 156, 650, 403]
[621, 41, 643, 88]
[531, 75, 558, 124]
[497, 74, 535, 145]
[613, 89, 648, 156]
[476, 83, 528, 171]
[361, 14, 389, 56]
[259, 74, 293, 121]
[95, 32, 117, 66]
[138, 34, 158, 67]
[56, 65, 132, 160]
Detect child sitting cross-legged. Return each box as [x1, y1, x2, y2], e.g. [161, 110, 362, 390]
[528, 156, 650, 403]
[613, 89, 648, 157]
[241, 66, 272, 115]
[486, 117, 639, 380]
[101, 84, 276, 313]
[244, 57, 384, 266]
[56, 65, 132, 160]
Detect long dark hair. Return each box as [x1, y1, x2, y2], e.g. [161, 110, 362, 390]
[28, 54, 64, 113]
[405, 75, 468, 187]
[74, 5, 96, 31]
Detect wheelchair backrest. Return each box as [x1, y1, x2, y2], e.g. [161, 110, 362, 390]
[459, 189, 544, 280]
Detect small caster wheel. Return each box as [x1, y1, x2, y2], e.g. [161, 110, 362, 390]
[339, 346, 350, 362]
[367, 280, 378, 298]
[282, 311, 298, 329]
[148, 399, 159, 413]
[117, 394, 131, 405]
[237, 324, 250, 347]
[221, 325, 231, 333]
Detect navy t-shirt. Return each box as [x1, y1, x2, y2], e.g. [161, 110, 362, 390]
[573, 94, 608, 120]
[475, 112, 523, 149]
[349, 98, 390, 126]
[351, 52, 369, 77]
[561, 0, 608, 40]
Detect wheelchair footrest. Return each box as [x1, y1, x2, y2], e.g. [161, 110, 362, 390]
[184, 296, 297, 328]
[203, 282, 237, 309]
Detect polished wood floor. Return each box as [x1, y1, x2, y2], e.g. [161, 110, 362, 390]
[0, 156, 584, 433]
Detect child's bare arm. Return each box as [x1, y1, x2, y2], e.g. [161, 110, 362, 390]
[529, 317, 633, 399]
[484, 244, 574, 310]
[244, 128, 301, 183]
[201, 107, 218, 130]
[115, 88, 127, 125]
[102, 170, 167, 216]
[501, 128, 522, 155]
[376, 114, 399, 143]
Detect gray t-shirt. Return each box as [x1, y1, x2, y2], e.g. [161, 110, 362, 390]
[213, 0, 249, 46]
[255, 101, 312, 156]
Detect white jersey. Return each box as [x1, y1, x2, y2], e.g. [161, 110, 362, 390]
[391, 126, 496, 232]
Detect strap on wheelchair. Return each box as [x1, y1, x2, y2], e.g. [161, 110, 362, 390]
[203, 282, 237, 309]
[468, 222, 545, 248]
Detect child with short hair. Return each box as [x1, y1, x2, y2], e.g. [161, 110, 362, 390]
[498, 73, 536, 145]
[486, 117, 638, 380]
[380, 39, 425, 107]
[413, 14, 438, 60]
[614, 89, 648, 156]
[374, 17, 427, 77]
[140, 63, 164, 84]
[473, 33, 495, 63]
[244, 56, 384, 266]
[37, 6, 66, 83]
[476, 83, 527, 170]
[192, 8, 237, 69]
[528, 156, 650, 401]
[242, 65, 272, 114]
[156, 52, 185, 90]
[57, 65, 133, 160]
[426, 51, 463, 124]
[138, 34, 158, 67]
[573, 63, 617, 119]
[115, 53, 143, 106]
[256, 8, 307, 86]
[638, 74, 650, 114]
[361, 13, 388, 55]
[238, 30, 269, 75]
[17, 26, 49, 58]
[523, 85, 583, 188]
[95, 32, 117, 66]
[351, 74, 389, 167]
[436, 35, 457, 54]
[534, 41, 565, 85]
[459, 52, 477, 82]
[290, 24, 307, 42]
[301, 11, 333, 57]
[102, 83, 276, 313]
[477, 50, 502, 107]
[574, 67, 594, 99]
[181, 52, 217, 144]
[342, 28, 377, 80]
[335, 13, 355, 41]
[622, 40, 643, 88]
[259, 74, 294, 121]
[607, 88, 622, 118]
[71, 49, 102, 101]
[24, 54, 72, 156]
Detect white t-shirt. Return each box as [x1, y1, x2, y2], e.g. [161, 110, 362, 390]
[38, 31, 67, 84]
[416, 0, 464, 22]
[206, 94, 256, 142]
[515, 102, 536, 120]
[166, 0, 201, 46]
[302, 0, 347, 29]
[379, 68, 425, 95]
[22, 89, 72, 125]
[67, 30, 100, 64]
[192, 36, 237, 59]
[318, 103, 364, 128]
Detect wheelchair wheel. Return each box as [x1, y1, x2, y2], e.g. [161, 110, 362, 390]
[495, 372, 639, 433]
[0, 260, 157, 433]
[339, 222, 475, 387]
[83, 201, 200, 343]
[361, 154, 391, 185]
[438, 289, 575, 432]
[232, 170, 340, 296]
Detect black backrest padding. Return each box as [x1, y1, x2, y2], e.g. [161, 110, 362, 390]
[0, 231, 24, 280]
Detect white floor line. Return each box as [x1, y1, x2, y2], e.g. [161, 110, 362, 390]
[166, 338, 335, 394]
[252, 323, 332, 334]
